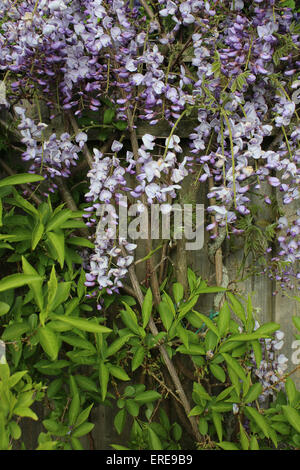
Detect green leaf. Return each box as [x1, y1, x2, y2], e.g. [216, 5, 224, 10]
[271, 422, 290, 435]
[255, 322, 281, 337]
[131, 346, 145, 372]
[148, 428, 162, 450]
[47, 378, 63, 399]
[75, 375, 98, 393]
[187, 268, 197, 291]
[68, 393, 80, 426]
[8, 370, 28, 388]
[285, 377, 297, 406]
[216, 385, 235, 402]
[70, 437, 83, 450]
[114, 408, 127, 435]
[62, 334, 96, 352]
[175, 322, 189, 349]
[75, 403, 93, 428]
[242, 371, 251, 398]
[244, 383, 263, 403]
[72, 422, 94, 438]
[0, 274, 43, 292]
[38, 325, 60, 361]
[126, 399, 140, 417]
[0, 198, 2, 227]
[46, 265, 57, 315]
[249, 435, 259, 450]
[209, 364, 226, 383]
[227, 292, 246, 324]
[245, 407, 269, 438]
[13, 407, 38, 421]
[77, 268, 86, 300]
[169, 422, 181, 442]
[192, 311, 220, 338]
[188, 405, 204, 417]
[61, 298, 80, 316]
[2, 322, 30, 341]
[31, 219, 44, 251]
[42, 419, 62, 434]
[217, 301, 231, 337]
[134, 391, 161, 404]
[52, 282, 72, 311]
[193, 383, 211, 401]
[222, 353, 247, 382]
[66, 237, 94, 249]
[105, 334, 133, 358]
[172, 282, 184, 304]
[251, 340, 262, 368]
[212, 411, 222, 442]
[99, 361, 109, 401]
[0, 173, 44, 188]
[227, 332, 263, 342]
[0, 242, 13, 250]
[292, 317, 300, 332]
[195, 287, 227, 294]
[176, 343, 205, 355]
[211, 403, 233, 413]
[103, 108, 115, 125]
[177, 295, 199, 319]
[108, 365, 130, 381]
[185, 311, 205, 329]
[158, 301, 173, 331]
[0, 301, 10, 316]
[9, 421, 21, 440]
[12, 188, 38, 216]
[110, 444, 130, 450]
[113, 121, 128, 131]
[60, 219, 87, 229]
[239, 423, 249, 450]
[282, 405, 300, 433]
[22, 256, 44, 311]
[121, 302, 143, 336]
[217, 442, 239, 450]
[47, 231, 65, 269]
[52, 315, 112, 334]
[46, 210, 72, 232]
[198, 418, 208, 435]
[142, 288, 153, 328]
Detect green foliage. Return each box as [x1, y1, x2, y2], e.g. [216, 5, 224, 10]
[0, 182, 299, 450]
[0, 362, 44, 449]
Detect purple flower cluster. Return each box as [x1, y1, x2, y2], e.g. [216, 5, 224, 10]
[83, 135, 188, 290]
[0, 0, 299, 291]
[14, 106, 84, 190]
[249, 324, 288, 403]
[264, 210, 300, 291]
